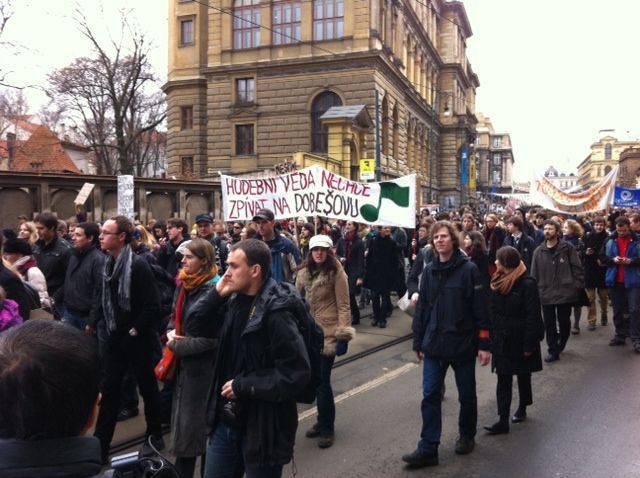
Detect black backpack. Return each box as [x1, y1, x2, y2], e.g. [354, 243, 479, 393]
[278, 283, 324, 404]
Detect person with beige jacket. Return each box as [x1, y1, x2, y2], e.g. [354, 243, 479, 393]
[295, 234, 355, 449]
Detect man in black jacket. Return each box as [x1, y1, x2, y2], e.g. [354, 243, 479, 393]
[156, 217, 189, 278]
[503, 215, 536, 270]
[93, 216, 164, 464]
[33, 212, 72, 317]
[403, 221, 491, 469]
[63, 222, 105, 331]
[202, 239, 310, 478]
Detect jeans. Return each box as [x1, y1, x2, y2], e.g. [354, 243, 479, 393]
[610, 285, 640, 343]
[317, 355, 336, 436]
[586, 288, 609, 325]
[94, 331, 163, 461]
[371, 290, 392, 324]
[542, 304, 572, 356]
[418, 357, 477, 453]
[62, 309, 87, 330]
[203, 422, 283, 478]
[496, 373, 532, 417]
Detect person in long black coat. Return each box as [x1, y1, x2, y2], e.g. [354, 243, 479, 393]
[581, 217, 609, 328]
[336, 221, 365, 325]
[484, 246, 544, 435]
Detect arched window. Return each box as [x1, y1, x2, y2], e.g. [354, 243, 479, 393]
[381, 96, 389, 155]
[311, 91, 342, 153]
[605, 143, 612, 160]
[392, 105, 399, 161]
[604, 165, 612, 175]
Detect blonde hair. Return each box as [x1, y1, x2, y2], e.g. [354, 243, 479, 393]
[19, 221, 38, 246]
[135, 225, 157, 248]
[564, 219, 584, 238]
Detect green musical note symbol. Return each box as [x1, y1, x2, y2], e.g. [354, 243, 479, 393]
[360, 182, 410, 222]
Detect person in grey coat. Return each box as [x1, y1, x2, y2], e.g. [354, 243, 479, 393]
[530, 220, 584, 363]
[165, 238, 222, 478]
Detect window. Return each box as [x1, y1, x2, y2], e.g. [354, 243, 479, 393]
[273, 0, 301, 45]
[492, 170, 501, 184]
[492, 136, 502, 148]
[235, 78, 255, 104]
[180, 106, 193, 130]
[234, 0, 261, 49]
[311, 91, 342, 153]
[235, 124, 255, 155]
[493, 153, 501, 165]
[181, 156, 194, 177]
[313, 0, 344, 41]
[604, 165, 612, 175]
[604, 143, 612, 160]
[381, 96, 389, 155]
[180, 19, 194, 45]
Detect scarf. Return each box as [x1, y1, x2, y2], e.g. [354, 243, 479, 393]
[102, 244, 133, 333]
[344, 231, 356, 264]
[179, 266, 217, 291]
[490, 260, 526, 296]
[14, 255, 38, 277]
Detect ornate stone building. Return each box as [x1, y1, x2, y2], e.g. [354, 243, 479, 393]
[618, 147, 640, 189]
[543, 166, 578, 192]
[164, 0, 479, 207]
[577, 131, 640, 188]
[474, 113, 514, 193]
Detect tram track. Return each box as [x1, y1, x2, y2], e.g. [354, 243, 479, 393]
[109, 311, 412, 456]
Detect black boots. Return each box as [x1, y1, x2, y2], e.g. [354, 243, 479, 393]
[512, 406, 527, 423]
[484, 417, 509, 435]
[402, 449, 439, 468]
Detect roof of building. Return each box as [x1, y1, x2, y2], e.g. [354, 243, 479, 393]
[0, 125, 81, 174]
[320, 105, 373, 129]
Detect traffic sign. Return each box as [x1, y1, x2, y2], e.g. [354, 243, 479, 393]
[360, 159, 375, 181]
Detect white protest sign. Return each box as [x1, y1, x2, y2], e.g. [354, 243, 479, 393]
[74, 182, 95, 205]
[117, 175, 135, 220]
[220, 165, 416, 228]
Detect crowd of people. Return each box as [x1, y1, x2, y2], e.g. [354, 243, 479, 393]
[0, 203, 637, 477]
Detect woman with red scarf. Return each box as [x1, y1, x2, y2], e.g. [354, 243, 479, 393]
[165, 238, 222, 478]
[336, 221, 365, 325]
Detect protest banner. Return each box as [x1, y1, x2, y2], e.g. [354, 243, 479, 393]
[220, 165, 416, 227]
[613, 186, 640, 208]
[528, 166, 617, 214]
[74, 182, 95, 205]
[117, 175, 135, 220]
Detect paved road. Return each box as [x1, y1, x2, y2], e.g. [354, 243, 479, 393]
[286, 321, 640, 478]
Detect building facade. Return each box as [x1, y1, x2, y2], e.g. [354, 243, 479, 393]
[474, 113, 514, 193]
[543, 166, 578, 191]
[164, 0, 479, 207]
[577, 132, 640, 188]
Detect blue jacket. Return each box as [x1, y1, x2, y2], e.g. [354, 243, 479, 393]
[600, 232, 640, 288]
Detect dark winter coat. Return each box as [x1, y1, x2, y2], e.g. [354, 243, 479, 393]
[204, 279, 311, 467]
[600, 232, 640, 288]
[63, 246, 105, 325]
[531, 240, 584, 306]
[412, 250, 491, 361]
[581, 231, 608, 288]
[133, 243, 158, 265]
[0, 263, 31, 321]
[157, 238, 188, 279]
[483, 225, 506, 265]
[168, 278, 222, 457]
[365, 234, 405, 294]
[468, 250, 491, 291]
[96, 254, 160, 332]
[335, 234, 365, 293]
[503, 233, 536, 270]
[490, 275, 544, 375]
[33, 236, 72, 304]
[0, 436, 104, 477]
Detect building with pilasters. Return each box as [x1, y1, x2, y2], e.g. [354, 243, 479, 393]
[164, 0, 479, 207]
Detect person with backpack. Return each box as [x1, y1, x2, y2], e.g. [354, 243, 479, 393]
[2, 237, 51, 311]
[202, 239, 311, 478]
[296, 235, 355, 449]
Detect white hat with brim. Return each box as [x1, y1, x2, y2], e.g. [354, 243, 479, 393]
[309, 235, 333, 250]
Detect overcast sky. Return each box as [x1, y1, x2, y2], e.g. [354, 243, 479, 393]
[3, 0, 639, 182]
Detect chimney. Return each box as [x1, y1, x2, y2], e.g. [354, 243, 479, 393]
[6, 133, 16, 169]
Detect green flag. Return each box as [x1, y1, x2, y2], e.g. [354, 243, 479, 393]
[360, 182, 410, 222]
